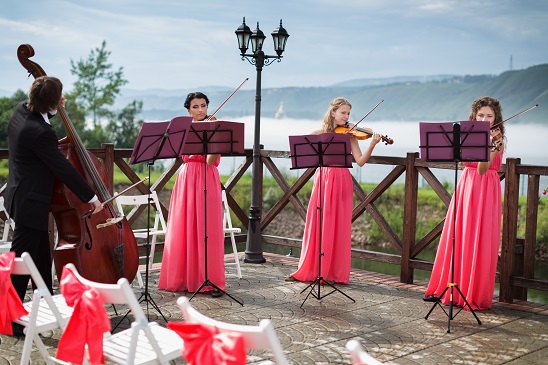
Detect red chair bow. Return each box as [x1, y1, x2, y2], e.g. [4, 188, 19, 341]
[0, 252, 28, 335]
[168, 321, 246, 365]
[56, 266, 111, 365]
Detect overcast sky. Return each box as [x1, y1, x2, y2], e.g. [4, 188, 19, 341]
[1, 0, 547, 94]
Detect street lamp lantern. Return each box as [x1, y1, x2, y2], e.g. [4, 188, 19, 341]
[235, 18, 289, 264]
[250, 22, 266, 52]
[271, 20, 289, 56]
[235, 17, 252, 54]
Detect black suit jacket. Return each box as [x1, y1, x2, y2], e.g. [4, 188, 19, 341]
[5, 101, 95, 231]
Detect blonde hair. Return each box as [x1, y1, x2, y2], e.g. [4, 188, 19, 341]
[322, 97, 352, 132]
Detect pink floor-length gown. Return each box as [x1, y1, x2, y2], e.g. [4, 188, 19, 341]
[291, 167, 353, 284]
[158, 154, 225, 292]
[425, 153, 503, 310]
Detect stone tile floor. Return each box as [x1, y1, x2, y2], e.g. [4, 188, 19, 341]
[1, 253, 548, 364]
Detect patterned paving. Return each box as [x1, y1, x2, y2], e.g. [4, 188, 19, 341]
[1, 252, 548, 364]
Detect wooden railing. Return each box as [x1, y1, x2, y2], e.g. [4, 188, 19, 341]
[1, 145, 546, 304]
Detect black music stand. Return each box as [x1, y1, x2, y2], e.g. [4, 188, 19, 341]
[117, 116, 192, 326]
[289, 132, 356, 308]
[420, 120, 490, 333]
[182, 121, 245, 306]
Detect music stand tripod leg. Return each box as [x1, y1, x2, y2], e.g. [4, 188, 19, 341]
[322, 280, 355, 302]
[454, 284, 482, 324]
[137, 162, 168, 321]
[113, 163, 167, 331]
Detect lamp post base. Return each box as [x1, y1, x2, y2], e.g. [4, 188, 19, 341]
[243, 254, 266, 264]
[244, 216, 266, 263]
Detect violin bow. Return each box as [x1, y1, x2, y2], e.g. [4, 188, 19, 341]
[205, 77, 249, 121]
[347, 99, 384, 133]
[490, 103, 539, 130]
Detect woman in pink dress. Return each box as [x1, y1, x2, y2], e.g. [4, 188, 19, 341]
[158, 92, 225, 297]
[424, 96, 506, 310]
[286, 97, 381, 284]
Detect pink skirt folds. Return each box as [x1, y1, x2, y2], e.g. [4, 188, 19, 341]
[291, 167, 353, 284]
[158, 154, 225, 292]
[425, 154, 503, 310]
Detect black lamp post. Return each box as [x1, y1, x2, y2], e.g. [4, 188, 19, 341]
[235, 18, 289, 263]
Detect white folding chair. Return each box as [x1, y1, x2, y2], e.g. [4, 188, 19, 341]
[177, 296, 287, 365]
[222, 190, 242, 278]
[115, 191, 167, 287]
[0, 196, 15, 253]
[59, 263, 183, 365]
[346, 339, 385, 365]
[9, 252, 73, 365]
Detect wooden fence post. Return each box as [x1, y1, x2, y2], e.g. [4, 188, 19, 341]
[102, 143, 115, 196]
[401, 152, 419, 283]
[500, 157, 520, 303]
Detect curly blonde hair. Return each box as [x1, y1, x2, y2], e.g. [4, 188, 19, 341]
[322, 97, 352, 132]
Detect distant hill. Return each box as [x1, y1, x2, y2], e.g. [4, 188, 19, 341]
[3, 65, 546, 124]
[331, 74, 462, 87]
[113, 64, 546, 124]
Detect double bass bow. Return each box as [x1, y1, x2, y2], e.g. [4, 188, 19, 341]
[17, 44, 139, 284]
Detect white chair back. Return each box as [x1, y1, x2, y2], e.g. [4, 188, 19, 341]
[222, 190, 242, 278]
[115, 191, 167, 287]
[346, 339, 385, 365]
[177, 296, 287, 364]
[10, 252, 73, 365]
[61, 263, 183, 365]
[0, 196, 15, 253]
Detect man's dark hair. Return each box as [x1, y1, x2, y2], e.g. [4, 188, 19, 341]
[27, 76, 63, 114]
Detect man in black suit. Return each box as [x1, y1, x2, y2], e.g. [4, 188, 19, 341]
[5, 76, 103, 314]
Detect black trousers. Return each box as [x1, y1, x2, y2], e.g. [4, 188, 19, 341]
[10, 225, 54, 301]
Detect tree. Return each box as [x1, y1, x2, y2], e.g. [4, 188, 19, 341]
[70, 40, 128, 129]
[106, 100, 144, 148]
[69, 40, 145, 148]
[51, 91, 87, 140]
[0, 90, 28, 148]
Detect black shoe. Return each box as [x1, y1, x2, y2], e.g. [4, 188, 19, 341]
[12, 323, 25, 337]
[211, 289, 224, 298]
[423, 295, 439, 302]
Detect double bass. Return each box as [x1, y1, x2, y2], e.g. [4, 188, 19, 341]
[17, 44, 138, 284]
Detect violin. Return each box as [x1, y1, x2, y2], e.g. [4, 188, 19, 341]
[335, 125, 394, 145]
[333, 99, 393, 145]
